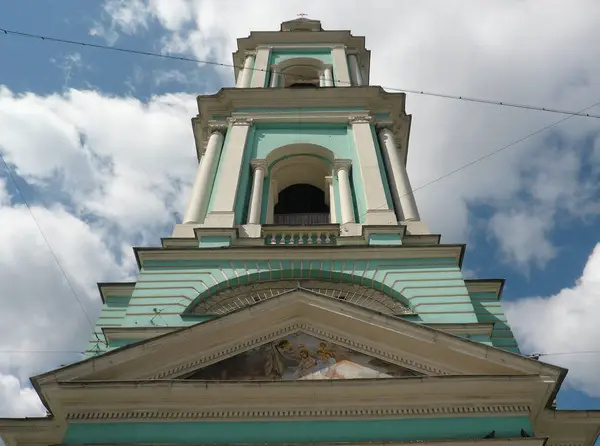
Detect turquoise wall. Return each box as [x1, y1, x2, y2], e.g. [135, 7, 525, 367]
[64, 416, 533, 444]
[85, 257, 495, 355]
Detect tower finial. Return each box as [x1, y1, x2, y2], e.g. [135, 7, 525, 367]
[297, 13, 308, 19]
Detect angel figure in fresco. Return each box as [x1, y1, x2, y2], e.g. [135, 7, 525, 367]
[316, 342, 337, 366]
[293, 348, 319, 378]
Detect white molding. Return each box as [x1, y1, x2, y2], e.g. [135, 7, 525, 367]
[64, 402, 532, 422]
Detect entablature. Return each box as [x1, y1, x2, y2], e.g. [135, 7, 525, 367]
[192, 87, 410, 162]
[47, 375, 540, 422]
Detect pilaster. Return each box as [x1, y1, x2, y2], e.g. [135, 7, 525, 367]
[250, 47, 271, 88]
[203, 118, 253, 228]
[331, 44, 352, 87]
[349, 115, 397, 226]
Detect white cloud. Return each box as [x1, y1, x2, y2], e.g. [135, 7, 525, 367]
[0, 374, 46, 417]
[505, 243, 600, 396]
[0, 87, 197, 237]
[0, 89, 197, 416]
[97, 0, 600, 267]
[0, 178, 9, 206]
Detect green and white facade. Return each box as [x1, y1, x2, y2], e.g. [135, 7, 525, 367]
[2, 17, 599, 446]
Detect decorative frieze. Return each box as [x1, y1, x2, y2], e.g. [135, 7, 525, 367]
[66, 404, 532, 421]
[348, 115, 373, 124]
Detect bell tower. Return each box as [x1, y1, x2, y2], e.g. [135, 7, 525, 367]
[173, 16, 429, 244]
[3, 17, 599, 446]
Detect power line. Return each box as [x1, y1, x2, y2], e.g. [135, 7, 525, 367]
[530, 350, 600, 358]
[0, 152, 106, 347]
[359, 97, 600, 221]
[0, 350, 83, 354]
[2, 26, 600, 120]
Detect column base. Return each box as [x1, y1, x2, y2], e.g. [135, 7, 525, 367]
[172, 223, 202, 238]
[203, 211, 236, 228]
[239, 224, 262, 238]
[339, 223, 363, 237]
[403, 220, 431, 235]
[364, 209, 398, 226]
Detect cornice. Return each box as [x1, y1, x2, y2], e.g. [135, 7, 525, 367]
[192, 87, 411, 163]
[464, 279, 506, 300]
[97, 282, 135, 304]
[134, 244, 466, 270]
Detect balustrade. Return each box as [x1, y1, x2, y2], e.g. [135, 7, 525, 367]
[264, 229, 337, 246]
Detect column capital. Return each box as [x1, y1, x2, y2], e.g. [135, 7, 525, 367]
[250, 159, 268, 171]
[349, 115, 372, 124]
[207, 123, 228, 134]
[377, 125, 395, 139]
[227, 117, 253, 126]
[324, 175, 333, 185]
[334, 159, 352, 172]
[332, 44, 347, 50]
[244, 50, 257, 57]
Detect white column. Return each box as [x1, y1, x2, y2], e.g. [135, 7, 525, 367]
[323, 67, 334, 87]
[331, 45, 352, 87]
[348, 54, 363, 86]
[335, 160, 355, 224]
[236, 52, 255, 88]
[325, 176, 337, 224]
[183, 127, 226, 224]
[247, 160, 267, 224]
[350, 115, 397, 225]
[250, 47, 271, 87]
[378, 127, 420, 221]
[203, 118, 253, 228]
[270, 66, 279, 88]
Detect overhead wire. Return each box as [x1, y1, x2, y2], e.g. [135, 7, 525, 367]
[2, 26, 600, 120]
[0, 152, 106, 347]
[358, 97, 600, 221]
[1, 26, 599, 360]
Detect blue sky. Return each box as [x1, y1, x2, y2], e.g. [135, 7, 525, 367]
[1, 0, 600, 434]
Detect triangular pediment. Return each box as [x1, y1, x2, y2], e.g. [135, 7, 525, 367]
[35, 287, 564, 386]
[181, 332, 423, 381]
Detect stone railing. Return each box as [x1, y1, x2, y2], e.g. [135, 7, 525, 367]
[264, 228, 337, 246]
[273, 213, 330, 226]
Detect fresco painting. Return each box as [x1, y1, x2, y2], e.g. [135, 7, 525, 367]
[185, 333, 421, 380]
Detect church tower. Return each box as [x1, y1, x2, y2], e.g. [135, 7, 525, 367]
[2, 17, 599, 446]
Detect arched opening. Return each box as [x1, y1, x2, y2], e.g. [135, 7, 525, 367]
[265, 144, 336, 225]
[274, 184, 329, 225]
[282, 65, 321, 87]
[289, 82, 319, 89]
[275, 58, 325, 88]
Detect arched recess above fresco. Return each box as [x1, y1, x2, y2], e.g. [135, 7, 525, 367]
[186, 279, 413, 317]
